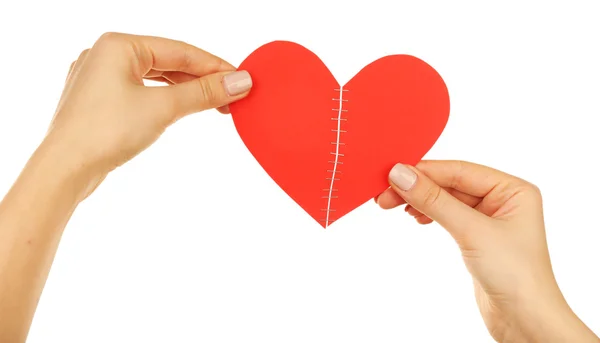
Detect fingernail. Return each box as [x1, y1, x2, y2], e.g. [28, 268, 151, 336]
[223, 70, 252, 96]
[389, 163, 417, 191]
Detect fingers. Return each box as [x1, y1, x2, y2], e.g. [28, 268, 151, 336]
[375, 187, 406, 209]
[143, 70, 233, 115]
[388, 163, 489, 240]
[163, 71, 196, 84]
[164, 71, 232, 114]
[158, 70, 252, 120]
[377, 186, 480, 210]
[415, 160, 521, 198]
[66, 61, 76, 82]
[407, 188, 482, 224]
[143, 70, 193, 84]
[217, 105, 230, 114]
[414, 160, 540, 217]
[161, 72, 232, 114]
[376, 185, 482, 225]
[95, 33, 236, 77]
[66, 49, 90, 82]
[89, 32, 242, 120]
[144, 71, 202, 86]
[405, 205, 433, 224]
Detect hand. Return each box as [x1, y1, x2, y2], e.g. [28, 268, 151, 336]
[0, 33, 254, 342]
[44, 32, 252, 199]
[377, 160, 599, 342]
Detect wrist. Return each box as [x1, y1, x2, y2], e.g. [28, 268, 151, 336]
[23, 137, 102, 205]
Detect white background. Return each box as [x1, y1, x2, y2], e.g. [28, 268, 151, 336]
[1, 1, 599, 342]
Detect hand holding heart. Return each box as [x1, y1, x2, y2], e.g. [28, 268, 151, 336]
[28, 33, 599, 342]
[379, 161, 599, 342]
[43, 32, 254, 200]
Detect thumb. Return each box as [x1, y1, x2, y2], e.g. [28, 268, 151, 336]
[388, 163, 487, 241]
[164, 70, 252, 119]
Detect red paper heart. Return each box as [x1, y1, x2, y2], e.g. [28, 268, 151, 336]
[229, 41, 450, 228]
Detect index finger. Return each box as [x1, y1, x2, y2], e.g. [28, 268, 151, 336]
[99, 33, 236, 77]
[415, 160, 525, 198]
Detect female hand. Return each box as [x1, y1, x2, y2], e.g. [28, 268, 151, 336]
[45, 32, 252, 199]
[0, 32, 252, 342]
[377, 160, 599, 342]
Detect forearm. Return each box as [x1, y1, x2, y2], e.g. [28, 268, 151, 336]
[513, 287, 599, 343]
[525, 306, 599, 343]
[0, 142, 85, 342]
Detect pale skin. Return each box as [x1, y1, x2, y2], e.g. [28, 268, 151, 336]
[0, 33, 597, 343]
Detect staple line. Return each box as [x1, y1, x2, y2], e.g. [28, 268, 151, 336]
[324, 86, 346, 228]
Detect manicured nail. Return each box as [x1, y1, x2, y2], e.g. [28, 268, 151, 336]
[223, 70, 252, 96]
[389, 163, 417, 191]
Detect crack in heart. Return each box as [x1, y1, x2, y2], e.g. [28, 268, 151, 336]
[323, 86, 349, 228]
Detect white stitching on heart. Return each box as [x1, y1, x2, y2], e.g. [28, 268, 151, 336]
[322, 87, 349, 227]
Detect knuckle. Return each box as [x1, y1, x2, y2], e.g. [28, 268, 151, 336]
[525, 182, 542, 200]
[215, 57, 226, 71]
[422, 186, 443, 209]
[95, 32, 126, 50]
[78, 49, 90, 60]
[178, 43, 193, 71]
[196, 78, 216, 106]
[450, 160, 466, 189]
[98, 31, 122, 42]
[511, 180, 542, 204]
